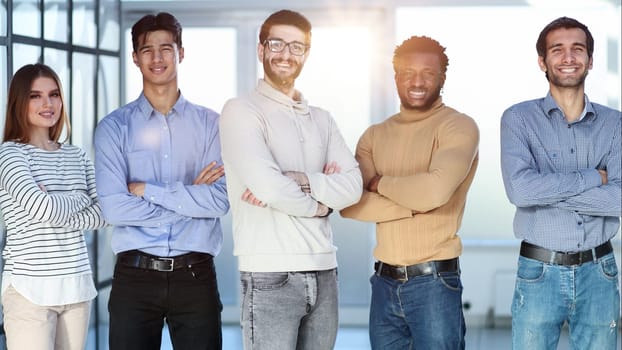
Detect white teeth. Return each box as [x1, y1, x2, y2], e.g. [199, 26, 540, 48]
[408, 91, 425, 98]
[561, 68, 576, 73]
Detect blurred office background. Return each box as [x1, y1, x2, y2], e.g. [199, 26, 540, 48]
[0, 0, 620, 349]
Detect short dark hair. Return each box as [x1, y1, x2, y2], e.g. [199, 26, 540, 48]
[259, 9, 312, 45]
[392, 36, 449, 75]
[131, 12, 182, 52]
[536, 16, 594, 59]
[3, 64, 70, 143]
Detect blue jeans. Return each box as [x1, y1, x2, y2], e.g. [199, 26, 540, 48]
[369, 267, 466, 349]
[512, 253, 620, 350]
[239, 269, 338, 350]
[108, 258, 222, 350]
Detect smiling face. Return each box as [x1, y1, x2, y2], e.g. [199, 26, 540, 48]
[394, 52, 445, 111]
[258, 24, 309, 96]
[133, 30, 184, 89]
[538, 27, 592, 89]
[27, 76, 62, 137]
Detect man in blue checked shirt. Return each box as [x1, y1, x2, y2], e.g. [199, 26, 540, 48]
[500, 16, 621, 350]
[94, 12, 228, 350]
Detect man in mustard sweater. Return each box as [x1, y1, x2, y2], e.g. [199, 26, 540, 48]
[341, 36, 479, 349]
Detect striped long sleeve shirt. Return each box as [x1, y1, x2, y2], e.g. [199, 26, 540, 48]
[0, 141, 105, 306]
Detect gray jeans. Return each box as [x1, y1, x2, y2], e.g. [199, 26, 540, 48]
[239, 268, 338, 350]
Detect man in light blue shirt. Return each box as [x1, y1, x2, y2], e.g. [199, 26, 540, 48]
[501, 16, 621, 350]
[94, 12, 228, 350]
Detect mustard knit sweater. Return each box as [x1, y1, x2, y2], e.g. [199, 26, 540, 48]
[341, 98, 479, 265]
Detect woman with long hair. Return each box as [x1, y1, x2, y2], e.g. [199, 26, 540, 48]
[0, 63, 105, 349]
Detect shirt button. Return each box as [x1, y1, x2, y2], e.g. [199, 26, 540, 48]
[163, 154, 168, 159]
[577, 221, 582, 226]
[150, 196, 155, 201]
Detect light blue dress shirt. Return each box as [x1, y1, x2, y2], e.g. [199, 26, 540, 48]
[94, 93, 229, 257]
[501, 93, 621, 252]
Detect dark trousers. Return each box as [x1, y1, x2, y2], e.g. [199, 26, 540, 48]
[108, 257, 222, 350]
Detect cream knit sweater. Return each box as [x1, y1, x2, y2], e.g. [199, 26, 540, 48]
[220, 80, 362, 272]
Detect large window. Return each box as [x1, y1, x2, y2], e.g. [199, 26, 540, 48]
[0, 1, 121, 349]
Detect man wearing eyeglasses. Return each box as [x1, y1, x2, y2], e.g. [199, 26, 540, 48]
[219, 9, 362, 350]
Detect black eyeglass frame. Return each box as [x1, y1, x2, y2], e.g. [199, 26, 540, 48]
[262, 38, 310, 56]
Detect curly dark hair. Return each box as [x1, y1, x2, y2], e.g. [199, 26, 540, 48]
[392, 36, 449, 74]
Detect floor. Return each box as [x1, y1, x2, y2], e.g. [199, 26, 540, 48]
[157, 324, 580, 350]
[85, 322, 621, 349]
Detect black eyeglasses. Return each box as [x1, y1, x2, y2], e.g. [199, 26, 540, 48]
[263, 38, 309, 56]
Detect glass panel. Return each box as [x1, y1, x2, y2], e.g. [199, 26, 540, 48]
[0, 46, 6, 132]
[99, 0, 120, 51]
[71, 52, 95, 154]
[296, 27, 371, 151]
[43, 48, 69, 141]
[98, 56, 119, 122]
[12, 0, 41, 38]
[44, 0, 68, 43]
[83, 229, 97, 350]
[12, 43, 41, 73]
[72, 0, 96, 47]
[1, 0, 7, 36]
[96, 285, 112, 349]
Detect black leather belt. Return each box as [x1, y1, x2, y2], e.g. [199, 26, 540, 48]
[520, 240, 612, 266]
[117, 250, 213, 272]
[375, 258, 459, 282]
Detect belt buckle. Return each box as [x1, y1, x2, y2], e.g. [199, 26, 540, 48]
[158, 257, 175, 272]
[396, 266, 408, 282]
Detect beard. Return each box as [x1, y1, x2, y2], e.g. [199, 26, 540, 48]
[548, 68, 589, 89]
[399, 85, 442, 112]
[263, 56, 303, 89]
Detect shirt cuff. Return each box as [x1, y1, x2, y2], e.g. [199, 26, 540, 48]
[581, 168, 604, 189]
[143, 183, 164, 204]
[306, 172, 322, 197]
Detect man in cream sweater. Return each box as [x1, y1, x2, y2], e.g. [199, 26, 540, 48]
[219, 9, 362, 350]
[341, 36, 479, 349]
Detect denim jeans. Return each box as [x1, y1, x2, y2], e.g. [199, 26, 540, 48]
[512, 253, 620, 350]
[108, 258, 223, 350]
[369, 267, 466, 350]
[239, 268, 338, 350]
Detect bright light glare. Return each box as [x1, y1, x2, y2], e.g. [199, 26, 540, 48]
[296, 26, 373, 152]
[125, 27, 237, 113]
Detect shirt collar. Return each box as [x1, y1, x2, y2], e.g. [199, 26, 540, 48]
[136, 92, 187, 120]
[543, 92, 595, 122]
